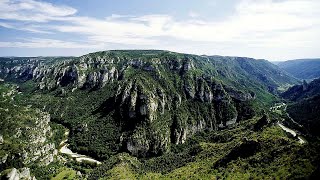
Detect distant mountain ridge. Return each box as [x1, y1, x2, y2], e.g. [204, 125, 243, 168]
[277, 59, 320, 80]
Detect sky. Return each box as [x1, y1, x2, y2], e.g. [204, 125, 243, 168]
[0, 0, 319, 61]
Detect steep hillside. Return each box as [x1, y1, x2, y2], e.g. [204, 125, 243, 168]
[282, 78, 320, 101]
[0, 51, 298, 157]
[0, 51, 297, 95]
[1, 50, 315, 179]
[278, 59, 320, 80]
[88, 116, 319, 179]
[0, 83, 63, 179]
[281, 78, 320, 137]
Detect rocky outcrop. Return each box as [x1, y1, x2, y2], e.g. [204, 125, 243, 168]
[16, 110, 57, 166]
[0, 110, 57, 167]
[114, 80, 171, 156]
[254, 113, 270, 131]
[1, 53, 195, 92]
[282, 77, 320, 101]
[2, 168, 36, 180]
[107, 74, 248, 156]
[0, 51, 263, 158]
[225, 87, 255, 101]
[0, 85, 58, 172]
[0, 135, 3, 144]
[282, 78, 320, 137]
[171, 118, 208, 144]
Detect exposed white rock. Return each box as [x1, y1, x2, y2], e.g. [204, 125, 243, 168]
[1, 154, 8, 164]
[226, 117, 237, 126]
[40, 154, 54, 166]
[0, 134, 3, 144]
[19, 168, 32, 179]
[6, 168, 35, 180]
[7, 168, 19, 180]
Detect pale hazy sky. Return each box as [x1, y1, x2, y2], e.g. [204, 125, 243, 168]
[0, 0, 319, 61]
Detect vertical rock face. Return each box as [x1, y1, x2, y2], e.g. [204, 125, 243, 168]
[58, 66, 78, 87]
[115, 81, 171, 157]
[20, 111, 57, 166]
[4, 168, 36, 180]
[29, 58, 120, 90]
[109, 72, 251, 157]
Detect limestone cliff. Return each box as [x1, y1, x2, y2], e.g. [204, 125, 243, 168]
[0, 50, 297, 158]
[0, 84, 57, 174]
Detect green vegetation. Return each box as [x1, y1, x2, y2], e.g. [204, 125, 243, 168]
[88, 117, 319, 179]
[52, 168, 77, 180]
[278, 59, 320, 80]
[282, 77, 320, 137]
[0, 50, 317, 179]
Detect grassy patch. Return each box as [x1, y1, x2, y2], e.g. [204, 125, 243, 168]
[52, 168, 77, 180]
